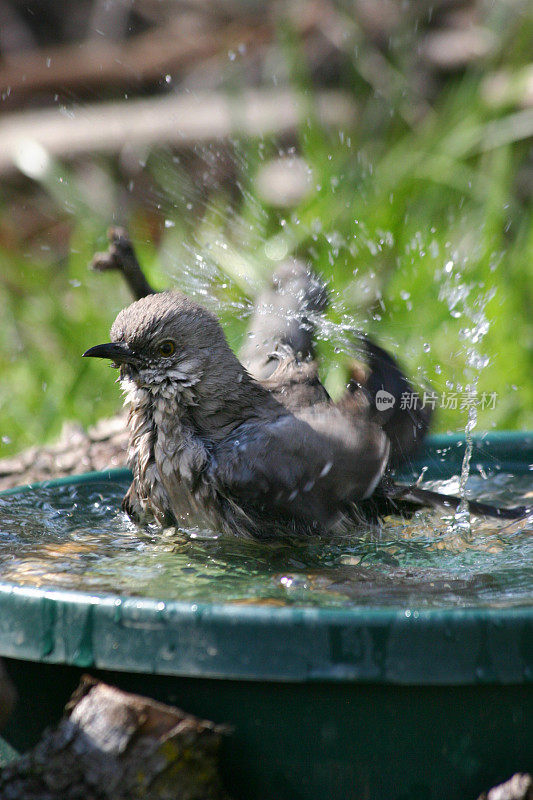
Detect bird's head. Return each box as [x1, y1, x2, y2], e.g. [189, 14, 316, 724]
[83, 290, 239, 402]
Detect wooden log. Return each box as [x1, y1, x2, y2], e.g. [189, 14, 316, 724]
[0, 675, 231, 799]
[0, 89, 356, 177]
[477, 773, 533, 800]
[0, 18, 264, 100]
[0, 417, 128, 491]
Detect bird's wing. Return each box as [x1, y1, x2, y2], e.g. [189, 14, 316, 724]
[259, 354, 330, 410]
[240, 260, 327, 380]
[213, 405, 389, 531]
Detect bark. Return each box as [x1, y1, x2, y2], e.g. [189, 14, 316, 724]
[478, 774, 533, 800]
[0, 676, 231, 800]
[0, 417, 128, 492]
[0, 18, 265, 100]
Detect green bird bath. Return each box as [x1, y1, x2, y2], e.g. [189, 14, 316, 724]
[0, 432, 531, 800]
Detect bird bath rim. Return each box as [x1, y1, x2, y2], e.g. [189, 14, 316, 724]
[0, 431, 531, 686]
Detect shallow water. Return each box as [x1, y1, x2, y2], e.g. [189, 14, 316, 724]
[0, 474, 531, 609]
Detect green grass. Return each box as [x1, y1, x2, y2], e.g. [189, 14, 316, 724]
[1, 23, 532, 458]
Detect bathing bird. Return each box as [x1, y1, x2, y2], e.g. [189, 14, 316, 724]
[84, 272, 526, 538]
[91, 228, 431, 468]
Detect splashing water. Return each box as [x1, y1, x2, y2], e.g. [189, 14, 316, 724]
[439, 258, 496, 536]
[0, 474, 531, 609]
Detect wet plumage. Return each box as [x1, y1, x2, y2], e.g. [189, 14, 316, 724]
[85, 236, 526, 537]
[86, 291, 392, 538]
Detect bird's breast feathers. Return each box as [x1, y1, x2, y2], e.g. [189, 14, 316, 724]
[121, 374, 389, 535]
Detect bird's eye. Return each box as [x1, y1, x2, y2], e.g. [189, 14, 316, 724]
[158, 340, 176, 357]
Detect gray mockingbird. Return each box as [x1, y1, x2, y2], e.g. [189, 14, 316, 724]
[84, 231, 527, 537]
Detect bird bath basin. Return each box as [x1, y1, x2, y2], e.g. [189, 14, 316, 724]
[0, 432, 532, 800]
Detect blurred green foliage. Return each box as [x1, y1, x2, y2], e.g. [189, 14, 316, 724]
[1, 11, 532, 459]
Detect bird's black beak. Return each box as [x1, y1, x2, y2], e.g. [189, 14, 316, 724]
[82, 342, 135, 364]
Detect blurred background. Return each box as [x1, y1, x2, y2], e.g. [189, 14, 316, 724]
[0, 0, 532, 461]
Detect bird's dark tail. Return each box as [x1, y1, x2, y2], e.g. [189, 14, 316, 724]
[348, 335, 432, 468]
[388, 483, 530, 521]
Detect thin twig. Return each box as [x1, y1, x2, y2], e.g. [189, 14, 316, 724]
[91, 227, 156, 300]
